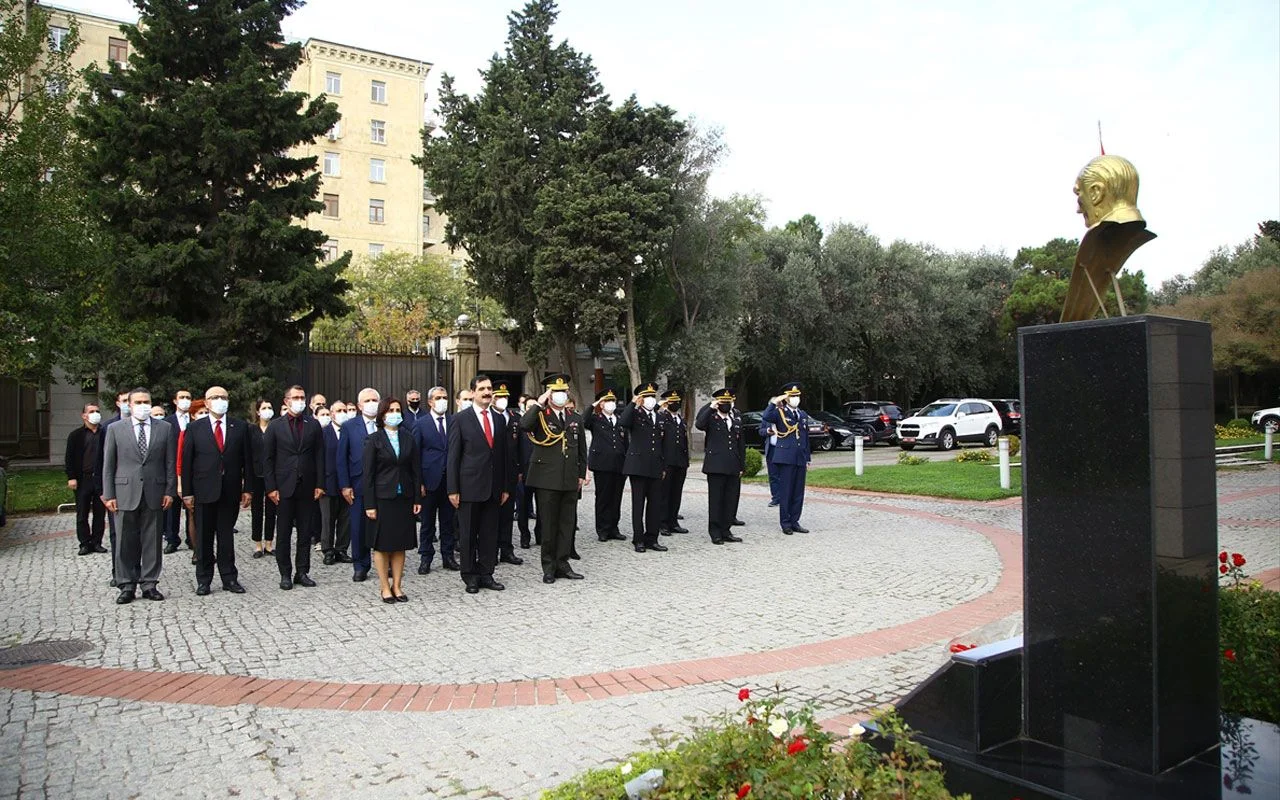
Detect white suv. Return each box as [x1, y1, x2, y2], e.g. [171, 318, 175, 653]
[898, 399, 1003, 451]
[1252, 406, 1280, 433]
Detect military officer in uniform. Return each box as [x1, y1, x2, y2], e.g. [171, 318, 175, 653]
[761, 381, 811, 534]
[657, 390, 689, 535]
[618, 382, 666, 553]
[520, 374, 587, 583]
[583, 387, 627, 542]
[492, 383, 524, 566]
[695, 388, 745, 545]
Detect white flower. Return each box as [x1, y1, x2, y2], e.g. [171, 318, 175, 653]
[620, 762, 633, 775]
[848, 723, 866, 739]
[768, 715, 789, 739]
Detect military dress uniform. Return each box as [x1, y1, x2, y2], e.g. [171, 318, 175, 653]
[657, 391, 689, 535]
[695, 388, 745, 544]
[493, 383, 524, 566]
[761, 382, 811, 534]
[618, 382, 667, 553]
[583, 388, 627, 542]
[520, 375, 587, 583]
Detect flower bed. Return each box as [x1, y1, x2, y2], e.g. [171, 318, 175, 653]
[1220, 552, 1280, 723]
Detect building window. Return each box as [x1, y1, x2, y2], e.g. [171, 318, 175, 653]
[323, 151, 340, 176]
[322, 240, 339, 261]
[370, 119, 386, 144]
[325, 71, 342, 94]
[369, 199, 385, 224]
[322, 193, 339, 217]
[326, 120, 341, 141]
[369, 158, 385, 182]
[370, 80, 386, 104]
[48, 26, 70, 52]
[108, 37, 128, 64]
[369, 243, 384, 256]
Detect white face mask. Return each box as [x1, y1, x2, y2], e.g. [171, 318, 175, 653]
[316, 414, 331, 427]
[551, 391, 568, 408]
[787, 396, 800, 408]
[259, 407, 274, 421]
[362, 400, 379, 418]
[602, 401, 617, 415]
[209, 398, 229, 416]
[332, 411, 347, 426]
[459, 400, 473, 412]
[131, 403, 151, 421]
[642, 396, 657, 411]
[176, 397, 191, 412]
[87, 411, 102, 425]
[432, 398, 448, 415]
[289, 399, 306, 415]
[118, 401, 129, 414]
[494, 398, 509, 412]
[194, 412, 208, 421]
[384, 412, 403, 428]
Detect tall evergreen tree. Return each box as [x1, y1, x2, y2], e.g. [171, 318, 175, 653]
[74, 0, 349, 400]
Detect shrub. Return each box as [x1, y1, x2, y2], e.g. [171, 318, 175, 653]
[1005, 435, 1020, 458]
[897, 452, 927, 466]
[744, 447, 763, 478]
[954, 449, 993, 464]
[1216, 422, 1255, 440]
[1221, 582, 1280, 723]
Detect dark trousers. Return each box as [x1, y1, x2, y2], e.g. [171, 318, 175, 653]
[628, 474, 661, 546]
[274, 491, 316, 578]
[707, 473, 741, 542]
[498, 494, 517, 556]
[250, 475, 275, 542]
[417, 482, 456, 566]
[320, 495, 350, 555]
[74, 479, 105, 547]
[536, 487, 575, 577]
[776, 463, 807, 529]
[660, 466, 687, 529]
[163, 502, 180, 548]
[515, 479, 535, 546]
[195, 499, 239, 586]
[765, 444, 780, 503]
[347, 492, 372, 574]
[593, 470, 624, 536]
[457, 499, 499, 585]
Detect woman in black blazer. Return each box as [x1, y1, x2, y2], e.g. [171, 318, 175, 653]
[362, 398, 422, 603]
[247, 398, 277, 557]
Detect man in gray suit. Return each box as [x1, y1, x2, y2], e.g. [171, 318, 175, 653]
[103, 388, 177, 604]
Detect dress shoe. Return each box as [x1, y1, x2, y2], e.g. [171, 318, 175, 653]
[417, 563, 430, 575]
[382, 594, 396, 604]
[634, 545, 647, 553]
[163, 543, 178, 554]
[395, 593, 409, 603]
[442, 559, 461, 571]
[108, 577, 118, 588]
[543, 575, 556, 584]
[555, 568, 584, 580]
[478, 577, 505, 591]
[520, 540, 531, 549]
[659, 529, 673, 537]
[723, 534, 743, 543]
[768, 500, 779, 508]
[607, 532, 627, 541]
[569, 551, 581, 560]
[647, 542, 669, 552]
[465, 584, 480, 594]
[252, 550, 264, 559]
[195, 584, 211, 596]
[280, 577, 294, 590]
[677, 514, 684, 520]
[141, 588, 164, 601]
[597, 536, 610, 543]
[335, 553, 353, 563]
[792, 525, 810, 533]
[710, 538, 724, 545]
[93, 544, 108, 553]
[322, 552, 336, 566]
[115, 589, 135, 604]
[223, 581, 246, 594]
[352, 570, 368, 582]
[78, 545, 92, 556]
[671, 525, 689, 534]
[293, 573, 316, 587]
[731, 519, 745, 526]
[499, 553, 523, 566]
[781, 528, 794, 536]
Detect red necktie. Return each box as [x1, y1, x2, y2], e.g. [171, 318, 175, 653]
[214, 419, 224, 452]
[481, 410, 493, 448]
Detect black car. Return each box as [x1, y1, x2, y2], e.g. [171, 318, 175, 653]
[841, 401, 904, 445]
[808, 410, 869, 450]
[740, 410, 832, 452]
[986, 399, 1022, 437]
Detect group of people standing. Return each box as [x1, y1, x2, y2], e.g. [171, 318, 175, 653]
[64, 373, 814, 605]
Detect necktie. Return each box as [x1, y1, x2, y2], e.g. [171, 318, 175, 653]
[214, 419, 224, 452]
[437, 416, 445, 439]
[557, 412, 564, 426]
[137, 422, 148, 461]
[291, 415, 302, 441]
[482, 409, 493, 447]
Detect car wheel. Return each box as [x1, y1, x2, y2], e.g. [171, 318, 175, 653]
[984, 426, 999, 447]
[937, 428, 956, 451]
[820, 436, 835, 452]
[1264, 416, 1280, 434]
[899, 443, 915, 451]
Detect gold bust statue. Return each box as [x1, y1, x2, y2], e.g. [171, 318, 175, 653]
[1061, 155, 1156, 322]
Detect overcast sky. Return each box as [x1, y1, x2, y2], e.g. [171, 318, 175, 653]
[56, 0, 1280, 287]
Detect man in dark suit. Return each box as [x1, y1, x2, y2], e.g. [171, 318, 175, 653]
[263, 384, 326, 590]
[65, 402, 107, 555]
[162, 388, 194, 553]
[412, 385, 457, 574]
[338, 387, 381, 582]
[402, 389, 426, 431]
[521, 374, 587, 583]
[319, 401, 351, 565]
[181, 386, 252, 595]
[695, 387, 746, 545]
[762, 381, 811, 535]
[493, 382, 524, 566]
[657, 390, 690, 536]
[583, 387, 627, 543]
[447, 374, 515, 593]
[618, 382, 666, 553]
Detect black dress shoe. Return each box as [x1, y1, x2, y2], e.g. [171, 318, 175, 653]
[280, 577, 293, 590]
[781, 528, 794, 536]
[93, 544, 109, 553]
[395, 593, 409, 602]
[520, 540, 531, 549]
[293, 573, 316, 587]
[676, 514, 684, 520]
[382, 594, 396, 604]
[352, 570, 368, 582]
[442, 559, 461, 571]
[731, 519, 745, 526]
[252, 550, 264, 559]
[163, 543, 178, 554]
[598, 536, 610, 543]
[141, 588, 164, 601]
[634, 545, 647, 553]
[792, 525, 810, 533]
[569, 551, 581, 560]
[417, 563, 430, 575]
[195, 584, 211, 596]
[465, 584, 480, 594]
[556, 569, 584, 580]
[647, 542, 668, 552]
[335, 552, 353, 563]
[607, 532, 627, 541]
[499, 553, 523, 565]
[543, 575, 556, 584]
[478, 577, 505, 591]
[223, 581, 246, 594]
[78, 545, 92, 556]
[322, 552, 336, 566]
[723, 534, 743, 543]
[768, 501, 779, 508]
[710, 538, 724, 545]
[659, 529, 673, 537]
[115, 589, 135, 604]
[672, 526, 689, 534]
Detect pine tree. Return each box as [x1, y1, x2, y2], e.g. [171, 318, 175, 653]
[74, 0, 349, 401]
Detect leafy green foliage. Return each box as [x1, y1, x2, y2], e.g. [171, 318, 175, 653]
[1005, 435, 1020, 458]
[72, 0, 349, 401]
[1153, 268, 1280, 377]
[1152, 222, 1280, 306]
[743, 447, 763, 478]
[953, 449, 993, 463]
[1000, 237, 1148, 335]
[1220, 584, 1280, 723]
[897, 452, 928, 466]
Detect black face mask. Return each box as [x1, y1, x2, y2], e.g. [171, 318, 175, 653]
[717, 403, 731, 413]
[667, 403, 681, 414]
[408, 401, 420, 410]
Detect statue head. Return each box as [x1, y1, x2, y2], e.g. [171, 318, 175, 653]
[1074, 155, 1143, 227]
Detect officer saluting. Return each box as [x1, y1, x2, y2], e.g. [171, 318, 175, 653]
[761, 382, 810, 534]
[695, 388, 744, 545]
[657, 390, 689, 536]
[520, 374, 587, 583]
[583, 387, 627, 542]
[618, 382, 666, 553]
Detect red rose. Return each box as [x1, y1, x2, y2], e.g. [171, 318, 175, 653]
[1225, 649, 1237, 662]
[1220, 565, 1229, 574]
[1232, 553, 1246, 567]
[738, 688, 751, 702]
[787, 737, 808, 755]
[736, 784, 752, 799]
[1219, 551, 1228, 563]
[949, 643, 975, 653]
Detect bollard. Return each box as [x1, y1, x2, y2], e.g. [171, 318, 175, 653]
[1267, 429, 1274, 461]
[999, 436, 1011, 490]
[855, 434, 864, 476]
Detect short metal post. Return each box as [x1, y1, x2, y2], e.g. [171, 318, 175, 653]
[1266, 429, 1274, 461]
[999, 437, 1011, 490]
[855, 434, 864, 477]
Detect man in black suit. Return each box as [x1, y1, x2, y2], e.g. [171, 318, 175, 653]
[493, 382, 524, 566]
[695, 387, 746, 545]
[657, 390, 690, 536]
[263, 384, 326, 590]
[162, 388, 195, 553]
[402, 389, 426, 431]
[447, 374, 515, 594]
[65, 402, 107, 555]
[583, 387, 627, 543]
[618, 382, 666, 553]
[413, 385, 457, 574]
[181, 386, 253, 595]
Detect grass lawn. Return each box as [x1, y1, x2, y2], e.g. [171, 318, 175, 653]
[749, 460, 1022, 501]
[1217, 434, 1268, 446]
[3, 467, 73, 515]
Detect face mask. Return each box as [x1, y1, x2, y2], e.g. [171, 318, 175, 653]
[209, 398, 229, 416]
[551, 391, 568, 408]
[362, 400, 379, 418]
[667, 403, 680, 414]
[259, 407, 274, 420]
[176, 398, 191, 412]
[433, 399, 448, 414]
[717, 403, 732, 414]
[131, 403, 151, 421]
[459, 400, 473, 411]
[87, 411, 102, 425]
[316, 414, 331, 427]
[787, 396, 801, 408]
[118, 401, 129, 414]
[494, 398, 509, 412]
[332, 411, 346, 426]
[602, 401, 617, 415]
[289, 400, 306, 415]
[194, 412, 208, 420]
[384, 412, 403, 428]
[643, 396, 657, 411]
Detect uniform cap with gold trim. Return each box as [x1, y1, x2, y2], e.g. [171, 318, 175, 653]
[712, 387, 735, 402]
[781, 381, 802, 396]
[594, 387, 618, 403]
[633, 382, 658, 398]
[493, 383, 511, 398]
[542, 373, 570, 391]
[661, 390, 681, 402]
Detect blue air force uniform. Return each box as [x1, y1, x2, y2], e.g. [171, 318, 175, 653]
[761, 382, 810, 534]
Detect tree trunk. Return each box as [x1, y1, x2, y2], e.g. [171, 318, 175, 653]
[620, 274, 643, 388]
[556, 332, 585, 409]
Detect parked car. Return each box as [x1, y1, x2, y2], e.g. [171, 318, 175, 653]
[808, 410, 866, 450]
[740, 410, 832, 452]
[1252, 406, 1280, 433]
[986, 398, 1023, 437]
[897, 399, 1003, 451]
[841, 401, 904, 445]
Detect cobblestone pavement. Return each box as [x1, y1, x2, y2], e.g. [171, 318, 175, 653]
[0, 464, 1274, 799]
